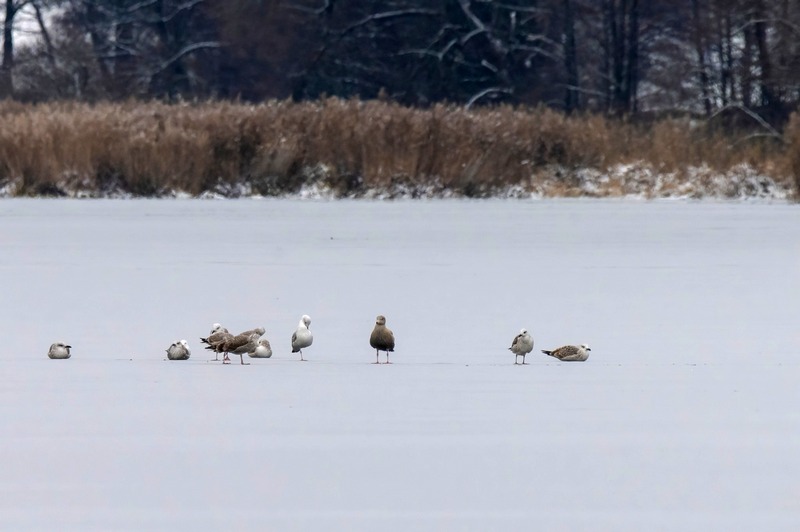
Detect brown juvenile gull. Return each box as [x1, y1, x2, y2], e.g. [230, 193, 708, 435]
[291, 315, 313, 361]
[200, 323, 230, 361]
[508, 329, 534, 365]
[203, 331, 234, 361]
[221, 332, 261, 365]
[249, 338, 273, 359]
[369, 315, 395, 364]
[237, 326, 265, 338]
[48, 342, 72, 359]
[228, 326, 265, 360]
[166, 339, 191, 360]
[541, 343, 591, 362]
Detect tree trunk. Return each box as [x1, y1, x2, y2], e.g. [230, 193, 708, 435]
[692, 0, 712, 116]
[741, 22, 755, 107]
[604, 0, 637, 115]
[1, 0, 16, 98]
[33, 1, 57, 71]
[85, 2, 113, 97]
[624, 0, 639, 113]
[752, 0, 777, 114]
[607, 0, 625, 113]
[563, 0, 580, 113]
[601, 1, 612, 111]
[715, 7, 733, 106]
[114, 18, 136, 98]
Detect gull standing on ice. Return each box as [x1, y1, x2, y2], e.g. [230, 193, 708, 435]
[291, 315, 313, 361]
[48, 342, 72, 359]
[249, 338, 273, 359]
[221, 332, 261, 365]
[508, 329, 533, 365]
[204, 331, 233, 361]
[541, 343, 591, 362]
[369, 315, 395, 364]
[200, 323, 230, 361]
[166, 339, 191, 360]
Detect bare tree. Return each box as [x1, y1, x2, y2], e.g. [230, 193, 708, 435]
[691, 0, 712, 116]
[54, 0, 219, 99]
[601, 0, 640, 115]
[7, 0, 800, 126]
[563, 0, 580, 112]
[1, 0, 27, 97]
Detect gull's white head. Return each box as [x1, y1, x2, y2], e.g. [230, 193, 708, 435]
[180, 339, 189, 348]
[211, 323, 223, 333]
[580, 343, 591, 351]
[301, 315, 312, 328]
[519, 328, 528, 335]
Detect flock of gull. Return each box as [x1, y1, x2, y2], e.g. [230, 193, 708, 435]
[46, 315, 591, 365]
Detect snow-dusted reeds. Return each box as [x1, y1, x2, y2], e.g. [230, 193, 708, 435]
[0, 99, 796, 199]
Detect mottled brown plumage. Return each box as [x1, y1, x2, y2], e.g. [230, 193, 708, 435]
[370, 315, 395, 364]
[221, 332, 261, 365]
[541, 343, 591, 362]
[200, 324, 230, 361]
[237, 326, 265, 338]
[203, 331, 233, 358]
[508, 329, 533, 365]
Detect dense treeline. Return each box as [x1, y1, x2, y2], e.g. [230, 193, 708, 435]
[1, 0, 800, 126]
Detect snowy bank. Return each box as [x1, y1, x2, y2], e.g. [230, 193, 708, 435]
[0, 162, 795, 201]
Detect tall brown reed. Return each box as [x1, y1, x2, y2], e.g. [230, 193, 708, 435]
[0, 99, 795, 197]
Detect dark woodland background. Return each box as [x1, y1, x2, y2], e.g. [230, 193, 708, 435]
[2, 1, 799, 125]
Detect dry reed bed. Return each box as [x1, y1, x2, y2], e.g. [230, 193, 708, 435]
[0, 99, 796, 199]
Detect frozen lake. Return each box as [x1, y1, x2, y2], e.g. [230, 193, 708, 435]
[0, 199, 798, 530]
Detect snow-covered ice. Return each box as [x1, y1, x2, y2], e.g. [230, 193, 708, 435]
[0, 199, 798, 530]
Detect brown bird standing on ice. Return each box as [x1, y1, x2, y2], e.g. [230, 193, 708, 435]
[203, 332, 233, 361]
[221, 332, 261, 365]
[508, 329, 533, 365]
[370, 315, 395, 364]
[541, 343, 591, 362]
[200, 323, 230, 361]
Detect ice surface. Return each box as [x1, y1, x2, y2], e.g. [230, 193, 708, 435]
[0, 199, 798, 530]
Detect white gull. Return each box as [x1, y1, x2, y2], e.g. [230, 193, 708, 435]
[48, 342, 72, 359]
[291, 315, 313, 361]
[166, 339, 191, 360]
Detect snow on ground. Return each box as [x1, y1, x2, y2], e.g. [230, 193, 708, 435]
[0, 199, 798, 530]
[1, 162, 795, 200]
